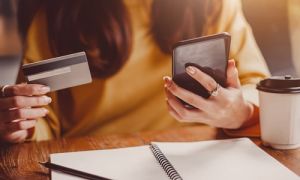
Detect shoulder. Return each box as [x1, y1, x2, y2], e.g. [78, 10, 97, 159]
[204, 0, 245, 33]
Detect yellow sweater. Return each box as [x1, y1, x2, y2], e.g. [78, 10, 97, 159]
[23, 0, 270, 141]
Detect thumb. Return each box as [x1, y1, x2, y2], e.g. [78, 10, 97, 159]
[227, 59, 240, 88]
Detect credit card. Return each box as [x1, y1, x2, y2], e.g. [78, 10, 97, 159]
[22, 52, 92, 91]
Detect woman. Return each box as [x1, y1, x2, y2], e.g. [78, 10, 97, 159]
[0, 0, 269, 143]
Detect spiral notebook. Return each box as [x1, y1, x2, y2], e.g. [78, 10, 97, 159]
[50, 138, 299, 180]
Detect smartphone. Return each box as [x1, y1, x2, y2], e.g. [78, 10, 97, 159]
[172, 32, 231, 107]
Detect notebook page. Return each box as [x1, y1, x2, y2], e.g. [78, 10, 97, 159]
[154, 138, 299, 180]
[50, 146, 168, 180]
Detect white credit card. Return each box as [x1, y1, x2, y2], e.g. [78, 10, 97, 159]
[22, 52, 92, 91]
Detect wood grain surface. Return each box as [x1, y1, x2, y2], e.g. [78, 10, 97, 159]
[0, 126, 299, 179]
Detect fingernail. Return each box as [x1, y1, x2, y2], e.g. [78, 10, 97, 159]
[163, 76, 170, 81]
[43, 108, 49, 114]
[163, 76, 172, 88]
[229, 59, 236, 66]
[186, 66, 196, 75]
[44, 96, 52, 103]
[40, 86, 51, 93]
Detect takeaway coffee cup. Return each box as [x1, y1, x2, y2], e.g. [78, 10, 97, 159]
[257, 75, 300, 149]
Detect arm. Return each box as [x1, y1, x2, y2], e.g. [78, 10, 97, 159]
[210, 0, 270, 104]
[205, 0, 270, 136]
[219, 0, 270, 136]
[164, 0, 270, 137]
[205, 0, 270, 95]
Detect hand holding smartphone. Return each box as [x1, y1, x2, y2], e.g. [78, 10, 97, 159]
[172, 33, 231, 107]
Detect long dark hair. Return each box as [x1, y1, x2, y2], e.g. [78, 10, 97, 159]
[17, 0, 221, 127]
[18, 0, 222, 78]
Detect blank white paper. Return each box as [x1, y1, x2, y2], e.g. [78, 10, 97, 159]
[50, 138, 299, 180]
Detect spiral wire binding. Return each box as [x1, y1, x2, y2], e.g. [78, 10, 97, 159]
[150, 144, 183, 180]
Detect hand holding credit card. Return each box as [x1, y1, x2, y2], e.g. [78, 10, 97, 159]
[22, 52, 92, 91]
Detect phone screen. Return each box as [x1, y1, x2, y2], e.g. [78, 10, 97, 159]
[172, 33, 230, 102]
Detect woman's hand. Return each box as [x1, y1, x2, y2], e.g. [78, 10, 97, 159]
[164, 59, 254, 129]
[0, 84, 52, 143]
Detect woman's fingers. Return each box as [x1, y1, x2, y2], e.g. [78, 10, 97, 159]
[163, 76, 210, 110]
[0, 96, 52, 110]
[0, 108, 46, 143]
[166, 100, 182, 121]
[2, 84, 50, 97]
[0, 84, 50, 143]
[184, 60, 240, 90]
[186, 66, 220, 92]
[164, 87, 186, 114]
[163, 60, 251, 129]
[226, 59, 240, 88]
[5, 120, 37, 133]
[2, 130, 29, 143]
[1, 108, 48, 122]
[165, 87, 190, 121]
[165, 87, 208, 123]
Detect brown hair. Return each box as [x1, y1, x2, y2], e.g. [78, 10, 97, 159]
[17, 0, 221, 128]
[18, 0, 222, 78]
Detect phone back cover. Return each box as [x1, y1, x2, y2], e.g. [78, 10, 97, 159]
[173, 35, 229, 99]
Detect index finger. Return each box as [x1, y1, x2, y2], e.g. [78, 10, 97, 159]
[164, 77, 211, 111]
[0, 96, 52, 109]
[186, 66, 220, 92]
[3, 84, 50, 97]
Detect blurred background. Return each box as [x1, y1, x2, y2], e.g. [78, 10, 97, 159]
[0, 0, 299, 77]
[0, 0, 20, 55]
[0, 0, 21, 85]
[243, 0, 300, 76]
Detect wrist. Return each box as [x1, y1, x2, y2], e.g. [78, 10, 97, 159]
[239, 101, 256, 129]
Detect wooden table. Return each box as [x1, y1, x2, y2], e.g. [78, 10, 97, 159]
[0, 126, 299, 179]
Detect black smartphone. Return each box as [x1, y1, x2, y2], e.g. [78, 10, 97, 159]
[172, 32, 231, 107]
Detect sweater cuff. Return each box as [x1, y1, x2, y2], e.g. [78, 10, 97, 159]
[223, 104, 261, 137]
